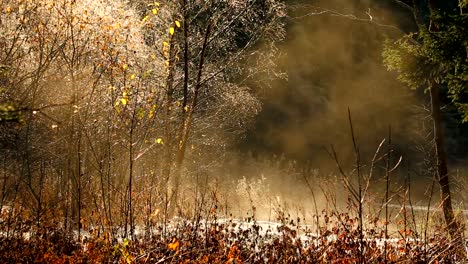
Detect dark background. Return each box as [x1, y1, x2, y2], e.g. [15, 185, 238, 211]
[238, 0, 468, 171]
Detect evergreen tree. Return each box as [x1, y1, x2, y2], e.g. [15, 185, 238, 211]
[383, 0, 467, 247]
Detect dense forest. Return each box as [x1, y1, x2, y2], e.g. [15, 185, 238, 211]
[0, 0, 467, 263]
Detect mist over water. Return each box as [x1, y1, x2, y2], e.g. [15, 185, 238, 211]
[241, 1, 419, 166]
[231, 0, 467, 216]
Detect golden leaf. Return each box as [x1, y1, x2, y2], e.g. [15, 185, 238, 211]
[175, 20, 181, 28]
[167, 239, 179, 251]
[156, 138, 163, 144]
[151, 209, 160, 219]
[152, 8, 158, 15]
[130, 74, 136, 80]
[121, 98, 128, 105]
[169, 27, 175, 35]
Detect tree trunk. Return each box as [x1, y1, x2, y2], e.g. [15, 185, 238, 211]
[413, 0, 464, 245]
[172, 22, 212, 211]
[429, 84, 462, 241]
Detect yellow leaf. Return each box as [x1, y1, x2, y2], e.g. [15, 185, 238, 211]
[142, 15, 150, 22]
[125, 254, 133, 264]
[169, 27, 175, 35]
[130, 74, 136, 80]
[163, 41, 169, 46]
[122, 64, 128, 71]
[5, 7, 13, 13]
[156, 138, 163, 145]
[184, 106, 189, 112]
[175, 20, 181, 28]
[152, 8, 158, 15]
[151, 209, 160, 218]
[121, 98, 128, 105]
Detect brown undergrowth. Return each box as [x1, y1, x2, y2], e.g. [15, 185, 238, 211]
[0, 206, 463, 264]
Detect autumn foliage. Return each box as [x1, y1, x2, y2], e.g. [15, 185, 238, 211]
[0, 0, 466, 263]
[0, 205, 462, 263]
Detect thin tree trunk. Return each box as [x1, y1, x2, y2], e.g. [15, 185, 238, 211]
[172, 22, 212, 210]
[429, 84, 461, 240]
[127, 117, 135, 239]
[182, 0, 189, 111]
[163, 32, 176, 213]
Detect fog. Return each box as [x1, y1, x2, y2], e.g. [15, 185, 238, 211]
[229, 0, 467, 218]
[240, 1, 421, 167]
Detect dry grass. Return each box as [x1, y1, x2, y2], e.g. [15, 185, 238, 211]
[0, 200, 464, 264]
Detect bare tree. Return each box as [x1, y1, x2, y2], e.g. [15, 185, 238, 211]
[136, 0, 286, 213]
